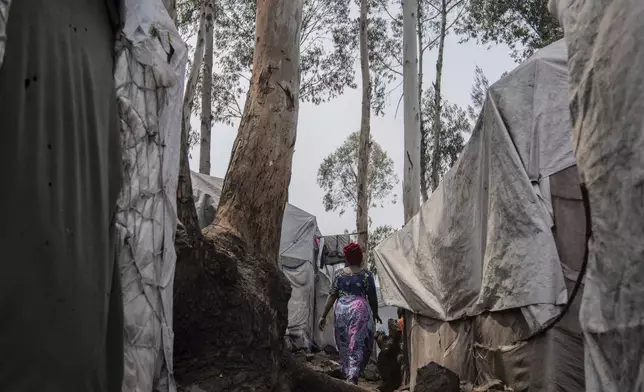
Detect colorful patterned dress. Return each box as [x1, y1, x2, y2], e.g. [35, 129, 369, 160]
[331, 269, 377, 383]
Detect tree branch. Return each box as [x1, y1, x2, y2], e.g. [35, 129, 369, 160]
[426, 1, 441, 13]
[378, 59, 403, 77]
[379, 0, 399, 23]
[421, 3, 466, 52]
[446, 0, 467, 14]
[394, 91, 403, 119]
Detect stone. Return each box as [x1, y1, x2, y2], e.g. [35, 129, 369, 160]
[362, 360, 381, 381]
[414, 362, 460, 392]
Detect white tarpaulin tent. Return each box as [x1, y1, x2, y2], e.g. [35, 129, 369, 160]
[375, 40, 573, 323]
[191, 171, 321, 350]
[548, 1, 644, 391]
[375, 40, 588, 391]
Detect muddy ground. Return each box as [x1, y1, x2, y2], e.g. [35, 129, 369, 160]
[294, 350, 514, 392]
[294, 350, 382, 391]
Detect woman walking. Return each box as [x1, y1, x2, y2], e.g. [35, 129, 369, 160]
[318, 242, 381, 384]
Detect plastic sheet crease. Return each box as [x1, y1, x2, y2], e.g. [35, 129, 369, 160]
[375, 41, 589, 392]
[115, 1, 187, 391]
[549, 1, 644, 390]
[374, 41, 575, 321]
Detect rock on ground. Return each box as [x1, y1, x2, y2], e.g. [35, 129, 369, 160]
[414, 362, 460, 392]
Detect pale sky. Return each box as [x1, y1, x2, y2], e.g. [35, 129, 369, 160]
[188, 34, 517, 236]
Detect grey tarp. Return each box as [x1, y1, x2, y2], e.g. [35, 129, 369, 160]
[192, 171, 320, 350]
[0, 0, 123, 391]
[0, 1, 187, 391]
[375, 40, 574, 322]
[549, 1, 644, 391]
[115, 1, 187, 392]
[375, 41, 587, 391]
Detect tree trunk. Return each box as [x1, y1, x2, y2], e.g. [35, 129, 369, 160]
[177, 3, 206, 244]
[400, 4, 426, 385]
[430, 0, 447, 191]
[356, 0, 371, 255]
[214, 0, 302, 263]
[173, 0, 307, 390]
[418, 2, 429, 203]
[199, 0, 215, 175]
[163, 0, 177, 24]
[402, 0, 421, 223]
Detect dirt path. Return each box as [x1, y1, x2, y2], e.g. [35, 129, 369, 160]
[295, 351, 381, 391]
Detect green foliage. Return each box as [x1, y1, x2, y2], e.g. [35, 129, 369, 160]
[177, 0, 202, 38]
[367, 224, 396, 275]
[176, 0, 356, 124]
[459, 0, 563, 61]
[363, 0, 403, 115]
[181, 0, 361, 125]
[421, 87, 470, 190]
[317, 131, 399, 216]
[467, 65, 489, 122]
[176, 0, 404, 125]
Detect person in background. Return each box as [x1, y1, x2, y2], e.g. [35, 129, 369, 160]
[397, 307, 409, 384]
[318, 242, 382, 385]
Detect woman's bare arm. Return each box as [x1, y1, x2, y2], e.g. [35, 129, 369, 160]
[321, 293, 338, 320]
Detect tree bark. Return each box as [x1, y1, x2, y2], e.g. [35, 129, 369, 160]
[163, 0, 177, 24]
[430, 0, 447, 191]
[418, 2, 429, 203]
[402, 0, 421, 223]
[177, 3, 206, 243]
[199, 0, 215, 175]
[214, 0, 302, 263]
[356, 0, 371, 255]
[173, 0, 305, 390]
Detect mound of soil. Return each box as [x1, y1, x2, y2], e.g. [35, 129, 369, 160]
[415, 362, 460, 392]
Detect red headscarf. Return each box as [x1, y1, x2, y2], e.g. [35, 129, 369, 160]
[343, 242, 363, 266]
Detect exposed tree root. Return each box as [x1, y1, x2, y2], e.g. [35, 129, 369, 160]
[174, 228, 372, 392]
[282, 352, 372, 392]
[174, 229, 291, 391]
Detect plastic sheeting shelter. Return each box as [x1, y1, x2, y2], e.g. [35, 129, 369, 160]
[1, 1, 187, 392]
[191, 171, 321, 350]
[115, 2, 187, 392]
[548, 1, 644, 391]
[375, 40, 588, 391]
